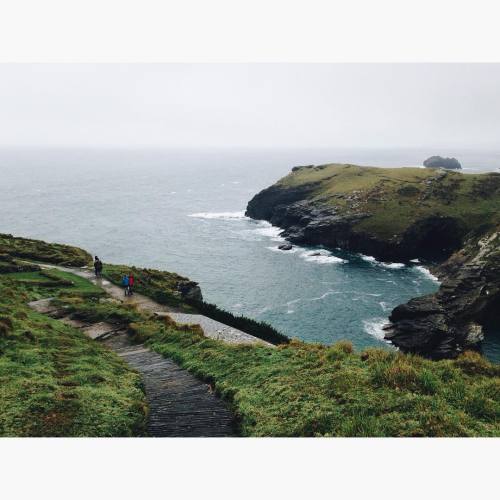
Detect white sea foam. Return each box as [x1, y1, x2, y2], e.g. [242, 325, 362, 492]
[415, 265, 440, 282]
[380, 262, 406, 269]
[188, 211, 247, 220]
[300, 249, 347, 265]
[360, 254, 376, 263]
[379, 301, 392, 312]
[250, 222, 284, 241]
[310, 291, 338, 301]
[410, 258, 420, 263]
[363, 317, 389, 341]
[360, 253, 405, 269]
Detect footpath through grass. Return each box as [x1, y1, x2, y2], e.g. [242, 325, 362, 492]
[55, 291, 500, 437]
[135, 318, 500, 437]
[0, 269, 146, 437]
[2, 232, 499, 437]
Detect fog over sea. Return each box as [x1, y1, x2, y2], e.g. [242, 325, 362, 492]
[1, 147, 499, 360]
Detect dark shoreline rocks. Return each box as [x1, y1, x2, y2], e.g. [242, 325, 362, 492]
[246, 166, 500, 359]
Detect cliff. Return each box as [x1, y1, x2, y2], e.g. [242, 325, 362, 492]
[246, 163, 500, 359]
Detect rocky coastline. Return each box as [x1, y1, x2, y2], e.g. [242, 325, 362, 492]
[246, 164, 500, 359]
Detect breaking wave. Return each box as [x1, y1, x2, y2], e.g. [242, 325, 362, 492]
[359, 253, 405, 269]
[363, 317, 389, 341]
[415, 266, 440, 282]
[188, 211, 247, 220]
[300, 250, 347, 265]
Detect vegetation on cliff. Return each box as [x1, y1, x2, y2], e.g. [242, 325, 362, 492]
[248, 164, 499, 246]
[0, 269, 146, 437]
[0, 233, 92, 267]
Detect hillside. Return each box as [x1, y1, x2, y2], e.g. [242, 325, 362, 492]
[1, 233, 498, 436]
[246, 164, 500, 358]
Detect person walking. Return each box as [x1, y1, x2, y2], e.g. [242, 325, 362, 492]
[128, 273, 135, 295]
[94, 256, 103, 278]
[121, 274, 129, 296]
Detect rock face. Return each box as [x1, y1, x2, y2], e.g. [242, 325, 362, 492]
[177, 280, 203, 301]
[246, 163, 500, 359]
[385, 229, 500, 359]
[424, 156, 462, 170]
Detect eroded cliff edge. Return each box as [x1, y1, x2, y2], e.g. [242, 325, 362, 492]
[246, 164, 500, 359]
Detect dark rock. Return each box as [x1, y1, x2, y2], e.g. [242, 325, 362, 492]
[423, 156, 462, 170]
[177, 281, 203, 301]
[385, 229, 500, 359]
[278, 244, 293, 251]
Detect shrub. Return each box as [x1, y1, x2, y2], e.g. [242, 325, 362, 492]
[416, 369, 439, 394]
[326, 341, 353, 361]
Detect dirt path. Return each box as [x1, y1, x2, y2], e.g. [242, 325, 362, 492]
[42, 264, 270, 345]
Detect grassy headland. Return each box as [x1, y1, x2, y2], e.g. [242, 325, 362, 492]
[277, 164, 500, 240]
[246, 164, 500, 359]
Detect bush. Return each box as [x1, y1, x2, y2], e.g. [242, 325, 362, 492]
[187, 299, 289, 345]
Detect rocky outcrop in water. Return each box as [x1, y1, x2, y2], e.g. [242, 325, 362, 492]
[246, 164, 500, 359]
[424, 156, 462, 170]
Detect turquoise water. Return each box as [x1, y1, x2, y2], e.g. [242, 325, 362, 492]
[1, 147, 498, 358]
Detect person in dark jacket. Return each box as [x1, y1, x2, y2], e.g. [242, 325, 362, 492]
[94, 256, 103, 278]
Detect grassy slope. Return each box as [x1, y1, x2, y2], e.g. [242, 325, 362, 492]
[280, 164, 500, 239]
[133, 316, 499, 437]
[53, 291, 500, 437]
[0, 233, 92, 267]
[2, 233, 498, 437]
[0, 270, 146, 437]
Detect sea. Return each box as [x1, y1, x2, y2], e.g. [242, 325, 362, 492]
[1, 147, 499, 361]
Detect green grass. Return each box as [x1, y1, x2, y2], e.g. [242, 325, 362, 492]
[124, 315, 499, 437]
[279, 164, 500, 240]
[0, 270, 146, 437]
[0, 233, 92, 267]
[2, 232, 498, 437]
[53, 290, 500, 436]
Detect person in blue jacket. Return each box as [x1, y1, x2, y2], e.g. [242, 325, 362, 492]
[121, 274, 130, 296]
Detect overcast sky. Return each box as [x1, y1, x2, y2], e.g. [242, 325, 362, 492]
[0, 64, 499, 149]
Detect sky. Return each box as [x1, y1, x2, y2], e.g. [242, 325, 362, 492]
[0, 63, 499, 149]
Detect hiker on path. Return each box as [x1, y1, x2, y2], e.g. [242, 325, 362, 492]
[94, 256, 103, 278]
[121, 274, 129, 296]
[128, 273, 135, 295]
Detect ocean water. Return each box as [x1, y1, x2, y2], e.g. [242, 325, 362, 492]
[1, 147, 499, 360]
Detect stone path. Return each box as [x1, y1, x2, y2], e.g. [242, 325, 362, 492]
[27, 262, 272, 436]
[154, 311, 272, 345]
[28, 297, 236, 437]
[40, 264, 270, 346]
[103, 333, 235, 437]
